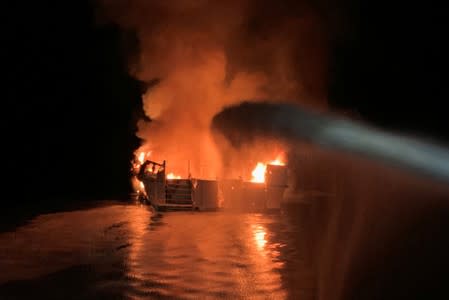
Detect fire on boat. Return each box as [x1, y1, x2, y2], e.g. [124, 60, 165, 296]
[132, 156, 288, 212]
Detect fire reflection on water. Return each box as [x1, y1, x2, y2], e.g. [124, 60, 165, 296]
[251, 222, 285, 268]
[123, 210, 290, 299]
[0, 203, 313, 299]
[253, 224, 267, 250]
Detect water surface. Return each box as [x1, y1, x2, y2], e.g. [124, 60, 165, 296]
[0, 202, 315, 299]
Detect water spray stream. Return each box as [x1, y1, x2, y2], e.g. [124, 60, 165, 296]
[212, 101, 449, 184]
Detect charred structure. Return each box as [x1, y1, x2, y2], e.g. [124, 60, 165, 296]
[133, 159, 288, 211]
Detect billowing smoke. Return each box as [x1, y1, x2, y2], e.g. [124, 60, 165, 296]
[97, 0, 330, 178]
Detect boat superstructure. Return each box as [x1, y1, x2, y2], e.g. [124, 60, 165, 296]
[134, 159, 288, 211]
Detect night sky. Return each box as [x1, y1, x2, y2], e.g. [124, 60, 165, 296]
[4, 1, 142, 207]
[3, 0, 448, 208]
[329, 0, 448, 137]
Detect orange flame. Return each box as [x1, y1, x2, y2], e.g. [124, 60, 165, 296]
[133, 151, 152, 172]
[250, 153, 286, 183]
[137, 152, 145, 164]
[131, 176, 146, 195]
[269, 153, 286, 166]
[138, 151, 151, 163]
[131, 151, 152, 194]
[251, 163, 267, 183]
[166, 172, 181, 180]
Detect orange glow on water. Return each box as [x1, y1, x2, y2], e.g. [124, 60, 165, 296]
[254, 226, 267, 250]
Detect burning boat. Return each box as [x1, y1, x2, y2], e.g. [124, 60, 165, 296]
[132, 157, 288, 211]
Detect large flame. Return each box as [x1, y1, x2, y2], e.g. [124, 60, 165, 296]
[133, 150, 182, 182]
[251, 163, 267, 183]
[134, 150, 284, 185]
[103, 0, 328, 200]
[133, 151, 151, 171]
[250, 153, 285, 183]
[131, 176, 147, 198]
[166, 172, 181, 180]
[269, 155, 285, 166]
[137, 152, 145, 164]
[131, 151, 152, 194]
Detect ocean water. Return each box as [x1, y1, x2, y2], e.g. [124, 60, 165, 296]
[0, 201, 315, 299]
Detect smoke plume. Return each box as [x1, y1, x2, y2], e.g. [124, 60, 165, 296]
[98, 0, 330, 178]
